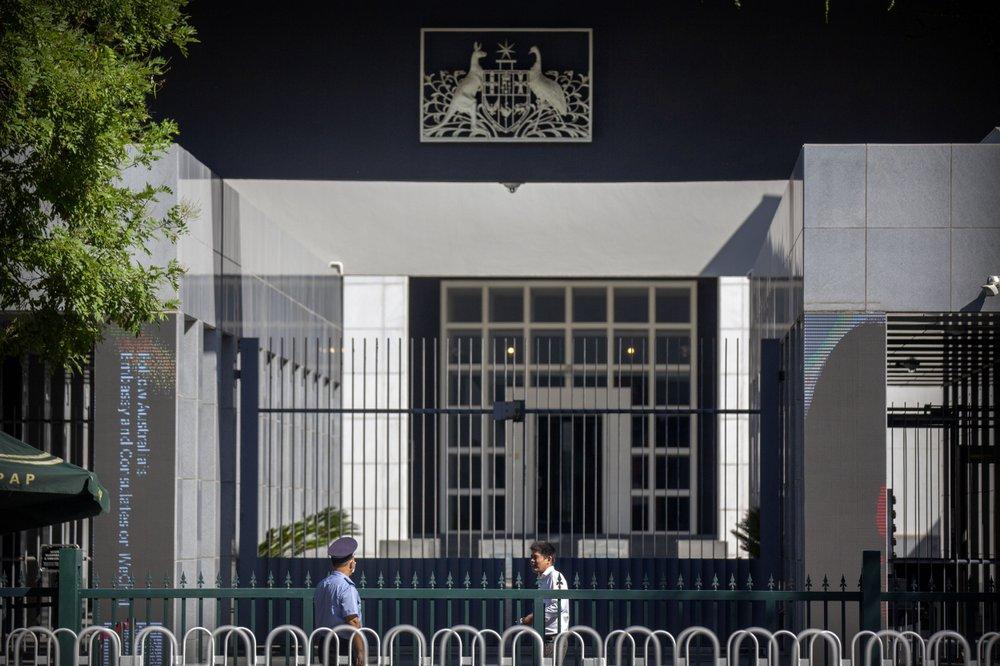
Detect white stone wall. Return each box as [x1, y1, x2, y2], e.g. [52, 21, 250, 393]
[340, 276, 409, 557]
[718, 277, 751, 556]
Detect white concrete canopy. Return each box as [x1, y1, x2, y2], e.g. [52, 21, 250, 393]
[228, 180, 787, 277]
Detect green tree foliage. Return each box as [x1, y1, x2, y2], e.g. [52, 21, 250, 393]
[258, 507, 360, 558]
[731, 506, 760, 558]
[0, 0, 197, 370]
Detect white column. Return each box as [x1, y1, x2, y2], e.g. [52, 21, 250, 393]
[340, 277, 409, 557]
[718, 277, 750, 556]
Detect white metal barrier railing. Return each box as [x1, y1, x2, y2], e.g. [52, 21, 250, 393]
[3, 625, 997, 666]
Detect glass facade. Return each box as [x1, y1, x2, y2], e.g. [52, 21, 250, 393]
[441, 281, 699, 536]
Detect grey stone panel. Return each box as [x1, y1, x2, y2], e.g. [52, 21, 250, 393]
[803, 228, 866, 309]
[866, 228, 951, 311]
[802, 321, 885, 634]
[867, 145, 950, 228]
[952, 228, 1000, 312]
[804, 145, 866, 228]
[952, 145, 1000, 228]
[198, 402, 218, 480]
[175, 398, 199, 480]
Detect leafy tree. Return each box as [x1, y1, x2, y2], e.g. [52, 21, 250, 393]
[258, 507, 359, 558]
[0, 0, 196, 370]
[731, 506, 760, 558]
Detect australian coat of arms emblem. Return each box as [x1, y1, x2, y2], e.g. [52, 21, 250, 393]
[421, 29, 592, 142]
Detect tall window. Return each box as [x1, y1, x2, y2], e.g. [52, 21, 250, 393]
[441, 281, 698, 535]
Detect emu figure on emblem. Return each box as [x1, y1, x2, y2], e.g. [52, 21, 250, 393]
[437, 42, 487, 132]
[528, 46, 568, 115]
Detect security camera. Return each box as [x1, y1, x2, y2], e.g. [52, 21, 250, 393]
[983, 275, 1000, 297]
[328, 261, 344, 275]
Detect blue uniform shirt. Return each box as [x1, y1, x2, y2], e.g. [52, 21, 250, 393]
[314, 571, 363, 632]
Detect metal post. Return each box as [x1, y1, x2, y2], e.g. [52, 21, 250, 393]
[759, 340, 782, 591]
[238, 339, 260, 578]
[861, 549, 881, 631]
[57, 547, 82, 666]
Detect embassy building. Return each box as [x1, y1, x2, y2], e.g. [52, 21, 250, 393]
[1, 2, 997, 627]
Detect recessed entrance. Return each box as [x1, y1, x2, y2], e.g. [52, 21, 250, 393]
[536, 414, 602, 535]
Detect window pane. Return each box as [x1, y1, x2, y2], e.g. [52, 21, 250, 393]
[655, 455, 690, 489]
[667, 497, 691, 531]
[573, 373, 608, 387]
[448, 288, 482, 322]
[531, 332, 565, 363]
[470, 495, 483, 530]
[655, 288, 690, 323]
[447, 415, 483, 448]
[447, 495, 483, 531]
[614, 288, 649, 323]
[493, 455, 505, 489]
[448, 372, 482, 405]
[614, 331, 648, 363]
[631, 454, 649, 489]
[572, 288, 606, 322]
[655, 333, 691, 364]
[533, 373, 566, 387]
[614, 373, 648, 405]
[655, 496, 667, 531]
[490, 288, 523, 322]
[668, 456, 690, 489]
[631, 415, 646, 447]
[531, 288, 565, 322]
[573, 331, 607, 363]
[491, 495, 506, 530]
[447, 453, 482, 488]
[490, 331, 524, 363]
[448, 331, 483, 364]
[490, 371, 524, 400]
[631, 497, 649, 531]
[655, 374, 691, 405]
[654, 455, 666, 489]
[655, 416, 691, 448]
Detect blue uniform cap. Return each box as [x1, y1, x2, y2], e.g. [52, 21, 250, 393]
[327, 536, 358, 559]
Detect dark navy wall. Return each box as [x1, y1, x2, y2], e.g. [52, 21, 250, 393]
[155, 1, 999, 181]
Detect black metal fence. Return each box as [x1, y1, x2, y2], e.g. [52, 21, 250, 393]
[0, 350, 93, 635]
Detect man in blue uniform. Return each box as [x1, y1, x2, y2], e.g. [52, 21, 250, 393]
[314, 537, 364, 666]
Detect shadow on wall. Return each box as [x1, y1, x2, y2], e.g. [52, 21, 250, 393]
[961, 291, 987, 313]
[701, 195, 782, 276]
[897, 518, 943, 559]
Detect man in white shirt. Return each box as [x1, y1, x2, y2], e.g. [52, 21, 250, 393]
[519, 540, 570, 660]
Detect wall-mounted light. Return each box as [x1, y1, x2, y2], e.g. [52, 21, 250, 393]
[500, 182, 523, 194]
[626, 346, 636, 356]
[982, 275, 999, 297]
[506, 345, 517, 356]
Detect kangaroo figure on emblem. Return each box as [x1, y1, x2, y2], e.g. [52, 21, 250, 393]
[438, 42, 487, 133]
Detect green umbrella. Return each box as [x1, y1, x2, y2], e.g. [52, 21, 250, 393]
[0, 431, 110, 533]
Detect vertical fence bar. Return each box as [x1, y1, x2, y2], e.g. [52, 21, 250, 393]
[759, 340, 782, 585]
[861, 550, 880, 631]
[238, 339, 260, 574]
[57, 548, 81, 666]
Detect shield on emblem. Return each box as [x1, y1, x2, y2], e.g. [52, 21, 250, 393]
[481, 68, 531, 131]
